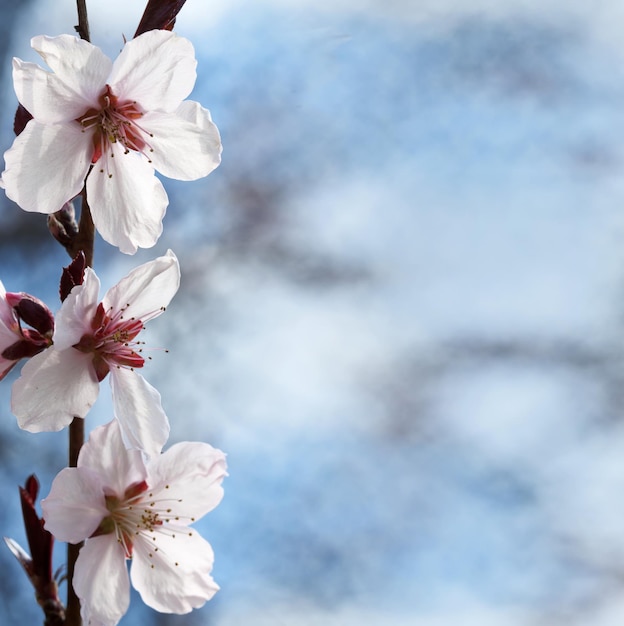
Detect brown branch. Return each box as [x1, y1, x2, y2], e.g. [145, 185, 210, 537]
[63, 197, 92, 626]
[65, 414, 84, 626]
[74, 0, 90, 42]
[65, 0, 92, 616]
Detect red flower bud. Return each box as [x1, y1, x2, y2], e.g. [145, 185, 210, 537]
[6, 292, 55, 337]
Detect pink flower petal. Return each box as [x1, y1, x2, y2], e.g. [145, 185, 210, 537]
[0, 359, 18, 381]
[13, 60, 91, 124]
[78, 420, 147, 498]
[149, 442, 227, 521]
[102, 250, 179, 321]
[74, 536, 130, 626]
[110, 367, 170, 459]
[0, 280, 17, 331]
[142, 102, 221, 181]
[131, 526, 219, 614]
[2, 120, 92, 214]
[53, 267, 100, 351]
[86, 142, 167, 254]
[0, 300, 18, 350]
[31, 34, 112, 106]
[0, 323, 17, 352]
[41, 466, 108, 543]
[109, 30, 196, 113]
[12, 348, 99, 432]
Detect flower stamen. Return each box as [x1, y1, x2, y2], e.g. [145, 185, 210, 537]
[98, 483, 196, 564]
[76, 85, 152, 166]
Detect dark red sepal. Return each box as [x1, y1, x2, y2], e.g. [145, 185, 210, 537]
[14, 103, 33, 136]
[2, 336, 48, 361]
[60, 251, 86, 303]
[92, 354, 111, 382]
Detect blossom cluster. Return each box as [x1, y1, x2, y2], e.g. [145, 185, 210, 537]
[1, 16, 226, 626]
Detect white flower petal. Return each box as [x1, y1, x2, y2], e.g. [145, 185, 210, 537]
[149, 442, 227, 521]
[0, 292, 21, 376]
[110, 368, 169, 459]
[42, 466, 108, 543]
[0, 328, 17, 353]
[0, 308, 19, 350]
[0, 323, 17, 349]
[74, 536, 130, 626]
[78, 420, 147, 498]
[12, 348, 99, 431]
[0, 359, 18, 381]
[53, 267, 100, 350]
[109, 30, 196, 113]
[131, 526, 219, 614]
[31, 34, 111, 106]
[142, 102, 221, 181]
[13, 60, 92, 123]
[0, 280, 17, 331]
[2, 120, 91, 214]
[86, 143, 167, 254]
[102, 250, 179, 321]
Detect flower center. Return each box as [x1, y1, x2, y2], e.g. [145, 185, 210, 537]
[94, 481, 194, 563]
[73, 302, 145, 381]
[76, 84, 153, 166]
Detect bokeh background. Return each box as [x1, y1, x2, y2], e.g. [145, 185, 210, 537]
[2, 0, 624, 624]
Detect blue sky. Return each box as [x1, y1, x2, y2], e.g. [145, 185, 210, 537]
[2, 1, 624, 625]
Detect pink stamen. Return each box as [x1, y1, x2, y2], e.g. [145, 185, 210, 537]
[76, 85, 154, 166]
[74, 302, 146, 382]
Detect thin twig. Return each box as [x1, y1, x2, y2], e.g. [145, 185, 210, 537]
[75, 0, 90, 42]
[65, 198, 92, 626]
[65, 413, 84, 626]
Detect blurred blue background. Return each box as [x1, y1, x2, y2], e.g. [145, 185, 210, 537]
[2, 0, 624, 624]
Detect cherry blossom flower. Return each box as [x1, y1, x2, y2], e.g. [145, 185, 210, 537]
[42, 419, 227, 626]
[2, 30, 222, 254]
[12, 250, 180, 458]
[0, 283, 54, 381]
